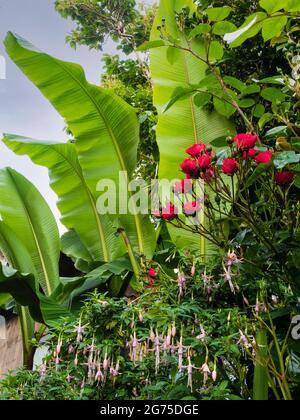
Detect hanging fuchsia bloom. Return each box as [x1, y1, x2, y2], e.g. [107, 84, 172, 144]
[186, 143, 207, 157]
[234, 133, 258, 150]
[178, 272, 186, 296]
[222, 158, 239, 176]
[275, 171, 295, 185]
[183, 201, 201, 216]
[173, 179, 193, 194]
[255, 150, 272, 164]
[161, 203, 178, 221]
[200, 362, 211, 385]
[212, 369, 217, 382]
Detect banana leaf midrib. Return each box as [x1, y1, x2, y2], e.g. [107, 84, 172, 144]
[51, 59, 145, 256]
[46, 143, 111, 262]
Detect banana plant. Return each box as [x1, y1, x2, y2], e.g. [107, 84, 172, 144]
[4, 33, 156, 269]
[0, 168, 60, 366]
[149, 0, 234, 255]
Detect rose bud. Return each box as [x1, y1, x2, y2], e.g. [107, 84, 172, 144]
[234, 133, 258, 150]
[161, 202, 178, 221]
[255, 150, 273, 164]
[148, 268, 157, 278]
[201, 166, 215, 182]
[173, 179, 193, 194]
[180, 158, 198, 176]
[222, 158, 239, 176]
[186, 143, 206, 157]
[275, 171, 295, 185]
[183, 201, 201, 216]
[198, 154, 211, 170]
[243, 148, 257, 160]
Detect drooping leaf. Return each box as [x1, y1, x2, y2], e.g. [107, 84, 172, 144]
[0, 263, 43, 323]
[2, 134, 122, 262]
[0, 168, 60, 295]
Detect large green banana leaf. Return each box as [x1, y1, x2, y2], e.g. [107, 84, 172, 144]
[2, 134, 123, 262]
[0, 168, 60, 295]
[4, 32, 156, 259]
[150, 0, 234, 254]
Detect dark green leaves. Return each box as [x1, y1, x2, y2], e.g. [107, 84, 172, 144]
[261, 87, 286, 103]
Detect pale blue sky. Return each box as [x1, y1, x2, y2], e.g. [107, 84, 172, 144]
[0, 0, 153, 231]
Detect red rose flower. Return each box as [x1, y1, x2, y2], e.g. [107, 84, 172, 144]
[243, 148, 257, 160]
[148, 268, 157, 278]
[186, 143, 207, 157]
[183, 201, 201, 216]
[151, 209, 161, 218]
[180, 158, 198, 176]
[234, 133, 258, 150]
[255, 150, 273, 164]
[275, 171, 295, 185]
[161, 203, 178, 221]
[222, 158, 239, 176]
[198, 154, 211, 170]
[173, 179, 193, 194]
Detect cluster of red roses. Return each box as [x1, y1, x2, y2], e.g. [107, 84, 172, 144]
[221, 134, 295, 185]
[180, 133, 295, 185]
[152, 134, 295, 222]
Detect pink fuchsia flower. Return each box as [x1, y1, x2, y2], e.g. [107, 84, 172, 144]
[198, 154, 211, 170]
[255, 150, 273, 164]
[178, 272, 186, 296]
[234, 133, 258, 150]
[222, 158, 239, 176]
[180, 158, 198, 176]
[173, 179, 193, 194]
[186, 143, 207, 157]
[161, 203, 178, 221]
[275, 171, 295, 185]
[183, 201, 201, 216]
[200, 362, 211, 385]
